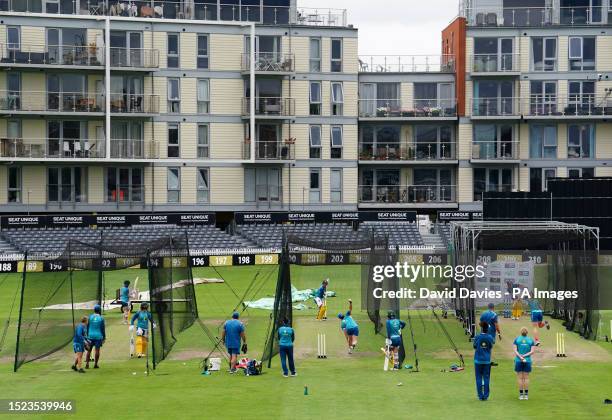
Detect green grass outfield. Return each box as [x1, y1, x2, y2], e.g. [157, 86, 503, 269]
[0, 266, 611, 420]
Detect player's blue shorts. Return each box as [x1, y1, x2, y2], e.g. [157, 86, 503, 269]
[346, 326, 359, 337]
[227, 347, 240, 355]
[514, 360, 532, 373]
[390, 336, 401, 347]
[89, 339, 103, 349]
[531, 310, 543, 323]
[73, 343, 84, 353]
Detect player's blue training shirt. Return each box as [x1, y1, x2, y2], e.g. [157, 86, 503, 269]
[342, 315, 358, 330]
[131, 311, 152, 330]
[473, 332, 494, 364]
[385, 319, 405, 339]
[480, 310, 498, 337]
[224, 319, 244, 349]
[74, 323, 87, 345]
[278, 326, 295, 347]
[315, 285, 326, 299]
[87, 314, 105, 340]
[528, 299, 541, 312]
[120, 286, 130, 303]
[513, 335, 535, 363]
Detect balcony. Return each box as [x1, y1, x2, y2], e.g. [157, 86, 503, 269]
[242, 140, 294, 161]
[110, 93, 160, 115]
[471, 54, 520, 74]
[358, 55, 455, 73]
[0, 43, 103, 67]
[0, 91, 103, 114]
[110, 139, 159, 159]
[471, 97, 520, 119]
[358, 142, 456, 162]
[0, 2, 349, 27]
[0, 138, 104, 159]
[358, 99, 457, 120]
[241, 53, 294, 73]
[110, 48, 159, 69]
[471, 141, 519, 162]
[523, 95, 612, 119]
[461, 5, 608, 27]
[358, 185, 457, 207]
[242, 97, 295, 118]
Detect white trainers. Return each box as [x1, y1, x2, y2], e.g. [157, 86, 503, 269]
[524, 394, 529, 400]
[519, 394, 524, 400]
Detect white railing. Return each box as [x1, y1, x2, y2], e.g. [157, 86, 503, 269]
[471, 141, 519, 160]
[461, 6, 608, 27]
[358, 99, 457, 118]
[0, 43, 103, 66]
[109, 47, 159, 68]
[0, 91, 104, 112]
[471, 53, 520, 73]
[358, 142, 457, 161]
[0, 138, 104, 158]
[359, 185, 457, 204]
[241, 52, 294, 72]
[359, 55, 456, 73]
[109, 93, 160, 114]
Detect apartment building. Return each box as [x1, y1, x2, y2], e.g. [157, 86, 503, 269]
[448, 0, 612, 211]
[0, 0, 358, 213]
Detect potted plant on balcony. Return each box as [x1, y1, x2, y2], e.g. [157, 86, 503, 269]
[376, 106, 388, 117]
[429, 107, 442, 117]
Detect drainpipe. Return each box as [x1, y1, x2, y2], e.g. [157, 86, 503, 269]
[249, 23, 256, 163]
[105, 17, 111, 160]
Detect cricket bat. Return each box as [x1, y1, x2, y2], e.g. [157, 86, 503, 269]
[382, 346, 391, 371]
[129, 326, 135, 357]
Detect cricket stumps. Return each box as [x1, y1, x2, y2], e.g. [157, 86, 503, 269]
[556, 332, 566, 357]
[317, 333, 327, 359]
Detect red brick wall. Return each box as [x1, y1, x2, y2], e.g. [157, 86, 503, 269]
[441, 17, 466, 117]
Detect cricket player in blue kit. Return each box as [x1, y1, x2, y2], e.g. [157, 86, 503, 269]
[130, 303, 154, 358]
[528, 299, 549, 345]
[513, 327, 536, 400]
[480, 303, 501, 365]
[337, 299, 359, 354]
[278, 317, 296, 377]
[314, 278, 329, 320]
[221, 312, 247, 373]
[473, 321, 495, 401]
[385, 311, 405, 370]
[71, 316, 88, 373]
[86, 304, 105, 369]
[120, 280, 130, 324]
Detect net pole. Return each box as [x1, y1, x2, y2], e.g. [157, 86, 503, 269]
[69, 240, 76, 333]
[184, 230, 199, 319]
[147, 249, 157, 370]
[98, 232, 104, 313]
[13, 251, 27, 372]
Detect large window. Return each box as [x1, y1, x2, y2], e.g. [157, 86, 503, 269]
[309, 81, 321, 115]
[413, 125, 454, 160]
[569, 37, 595, 71]
[47, 120, 87, 158]
[359, 125, 401, 160]
[412, 168, 454, 202]
[331, 82, 344, 116]
[244, 167, 281, 203]
[197, 79, 210, 114]
[331, 38, 342, 72]
[7, 167, 21, 203]
[473, 80, 514, 116]
[310, 38, 321, 72]
[197, 168, 210, 203]
[48, 167, 87, 203]
[167, 33, 179, 68]
[198, 124, 209, 158]
[530, 125, 557, 158]
[414, 82, 454, 114]
[309, 168, 321, 203]
[168, 123, 180, 158]
[105, 167, 143, 203]
[111, 121, 143, 158]
[473, 37, 514, 71]
[167, 78, 180, 113]
[532, 37, 557, 71]
[7, 26, 20, 51]
[530, 81, 557, 115]
[309, 125, 322, 159]
[197, 34, 209, 69]
[568, 167, 595, 179]
[359, 169, 400, 203]
[330, 169, 342, 203]
[473, 168, 512, 201]
[331, 125, 343, 159]
[109, 30, 141, 67]
[530, 168, 556, 193]
[167, 167, 180, 203]
[473, 124, 515, 159]
[568, 81, 595, 114]
[568, 124, 594, 158]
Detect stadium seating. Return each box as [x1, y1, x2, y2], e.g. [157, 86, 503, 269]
[436, 223, 452, 248]
[357, 222, 425, 247]
[237, 223, 359, 249]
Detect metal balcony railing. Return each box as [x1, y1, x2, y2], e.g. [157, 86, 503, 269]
[0, 91, 104, 112]
[109, 93, 160, 114]
[359, 185, 456, 204]
[241, 52, 294, 72]
[461, 6, 608, 27]
[242, 140, 294, 161]
[242, 97, 295, 117]
[471, 53, 520, 73]
[524, 95, 612, 117]
[110, 139, 159, 159]
[358, 142, 456, 161]
[0, 138, 104, 158]
[109, 47, 159, 68]
[0, 43, 103, 66]
[471, 97, 520, 117]
[358, 99, 457, 118]
[471, 141, 519, 160]
[0, 1, 349, 27]
[358, 55, 456, 73]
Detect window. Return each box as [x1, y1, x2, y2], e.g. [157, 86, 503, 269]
[310, 38, 321, 72]
[568, 124, 594, 158]
[7, 72, 20, 110]
[330, 169, 342, 203]
[331, 82, 344, 116]
[568, 168, 595, 179]
[197, 124, 209, 158]
[415, 125, 454, 160]
[168, 123, 180, 158]
[473, 168, 512, 201]
[168, 78, 180, 113]
[309, 81, 321, 115]
[244, 167, 281, 203]
[105, 167, 143, 202]
[197, 79, 210, 114]
[473, 37, 514, 71]
[167, 167, 180, 203]
[197, 168, 209, 203]
[331, 125, 343, 159]
[569, 37, 595, 71]
[7, 120, 21, 139]
[309, 125, 322, 159]
[331, 38, 342, 72]
[7, 167, 21, 203]
[48, 167, 87, 203]
[532, 37, 557, 71]
[309, 169, 321, 203]
[167, 33, 179, 68]
[197, 34, 209, 69]
[7, 26, 20, 50]
[473, 124, 515, 159]
[530, 168, 556, 192]
[530, 125, 557, 158]
[568, 81, 595, 114]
